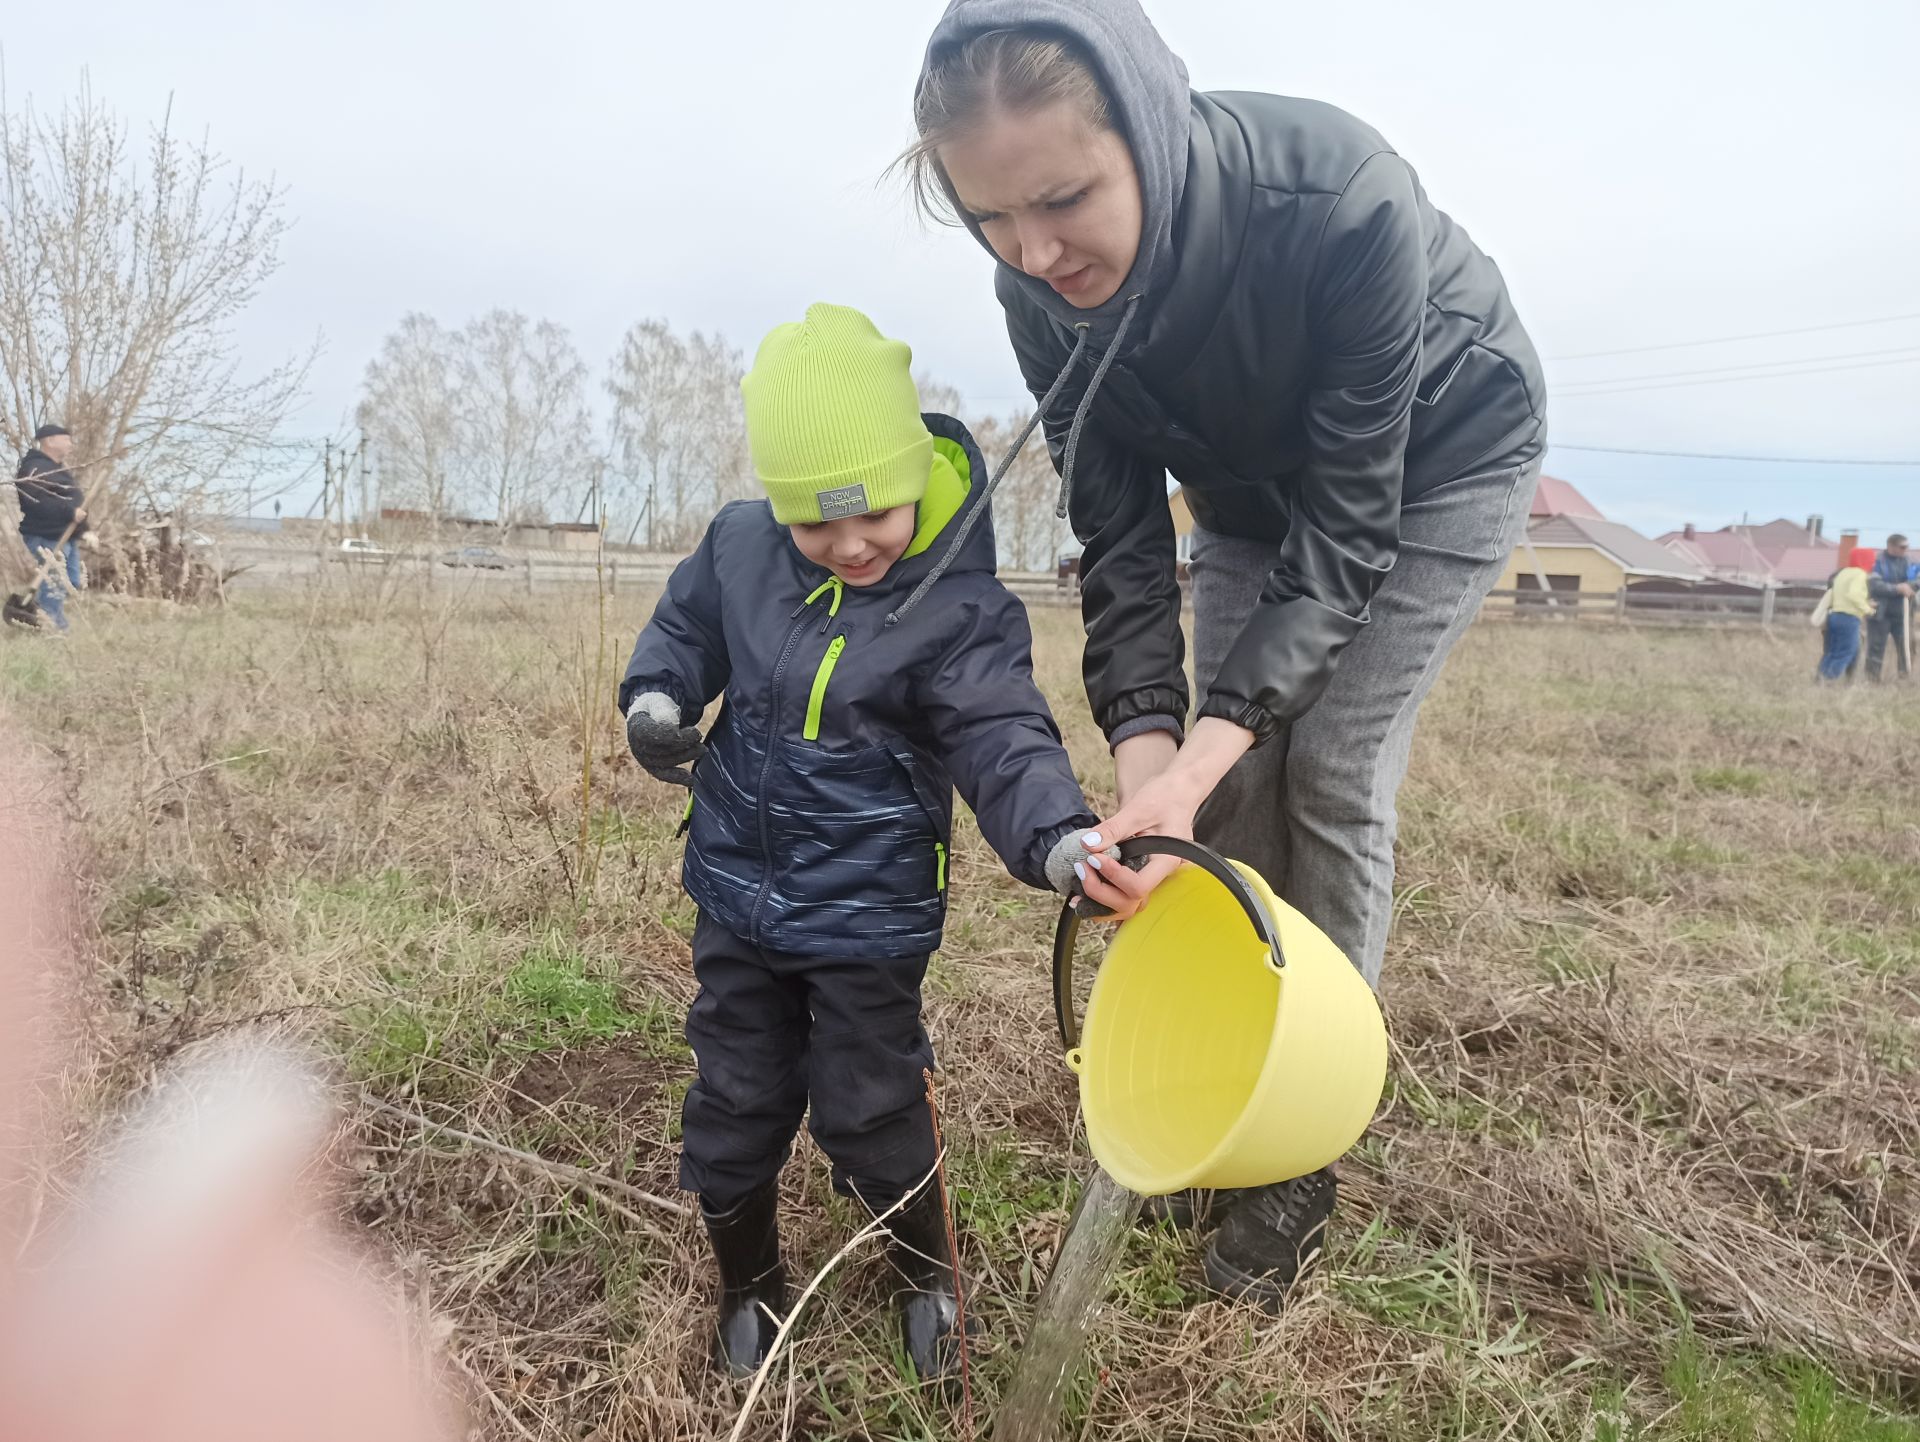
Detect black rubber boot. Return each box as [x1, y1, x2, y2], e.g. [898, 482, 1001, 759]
[884, 1180, 970, 1383]
[701, 1181, 786, 1378]
[1202, 1167, 1337, 1313]
[1139, 1187, 1241, 1232]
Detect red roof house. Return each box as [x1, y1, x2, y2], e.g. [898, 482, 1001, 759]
[1531, 475, 1606, 521]
[1657, 517, 1839, 588]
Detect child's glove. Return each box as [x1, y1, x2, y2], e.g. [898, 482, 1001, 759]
[1045, 831, 1124, 915]
[625, 692, 704, 787]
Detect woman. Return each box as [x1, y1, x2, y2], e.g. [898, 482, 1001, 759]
[1815, 548, 1876, 681]
[907, 0, 1547, 1308]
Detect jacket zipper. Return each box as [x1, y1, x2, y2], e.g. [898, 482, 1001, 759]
[802, 635, 847, 741]
[748, 575, 845, 939]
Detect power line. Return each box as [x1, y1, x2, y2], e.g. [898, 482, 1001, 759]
[1546, 310, 1920, 362]
[1557, 351, 1920, 398]
[1554, 343, 1920, 391]
[1552, 443, 1920, 466]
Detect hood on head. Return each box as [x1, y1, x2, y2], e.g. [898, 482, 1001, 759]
[904, 412, 996, 575]
[918, 0, 1190, 338]
[1849, 547, 1878, 572]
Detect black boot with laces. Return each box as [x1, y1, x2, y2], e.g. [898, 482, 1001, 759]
[1201, 1167, 1337, 1312]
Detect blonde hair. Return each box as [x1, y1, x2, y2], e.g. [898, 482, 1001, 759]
[898, 30, 1114, 225]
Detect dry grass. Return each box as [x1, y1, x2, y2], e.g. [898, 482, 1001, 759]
[4, 580, 1919, 1441]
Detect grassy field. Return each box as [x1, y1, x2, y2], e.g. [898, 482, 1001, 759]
[4, 582, 1919, 1441]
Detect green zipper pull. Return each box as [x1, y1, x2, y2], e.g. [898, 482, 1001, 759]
[935, 841, 948, 891]
[799, 575, 846, 632]
[802, 634, 848, 741]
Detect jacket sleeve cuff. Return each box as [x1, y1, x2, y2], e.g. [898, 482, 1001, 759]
[1197, 695, 1283, 747]
[1027, 814, 1101, 892]
[1107, 714, 1185, 750]
[617, 674, 689, 717]
[1094, 686, 1190, 749]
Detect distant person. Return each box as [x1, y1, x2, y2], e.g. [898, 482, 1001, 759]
[1864, 534, 1914, 682]
[13, 424, 87, 632]
[617, 304, 1120, 1383]
[1815, 547, 1876, 683]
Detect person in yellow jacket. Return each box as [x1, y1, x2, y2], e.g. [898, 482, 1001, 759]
[1815, 547, 1877, 681]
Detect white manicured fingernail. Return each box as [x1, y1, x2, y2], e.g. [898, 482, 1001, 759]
[1082, 832, 1102, 847]
[1088, 855, 1105, 870]
[1074, 862, 1087, 883]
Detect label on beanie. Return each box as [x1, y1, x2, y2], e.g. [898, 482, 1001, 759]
[818, 483, 870, 521]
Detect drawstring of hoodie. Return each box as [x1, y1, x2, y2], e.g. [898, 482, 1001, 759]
[1057, 293, 1142, 521]
[885, 292, 1142, 628]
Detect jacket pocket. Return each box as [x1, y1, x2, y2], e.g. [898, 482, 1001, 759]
[1414, 345, 1472, 407]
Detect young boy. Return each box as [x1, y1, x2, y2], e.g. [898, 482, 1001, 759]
[619, 304, 1107, 1382]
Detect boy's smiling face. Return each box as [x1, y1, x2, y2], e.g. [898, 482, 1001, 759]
[789, 504, 917, 587]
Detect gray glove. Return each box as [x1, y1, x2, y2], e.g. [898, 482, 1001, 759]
[1045, 830, 1125, 915]
[625, 692, 705, 788]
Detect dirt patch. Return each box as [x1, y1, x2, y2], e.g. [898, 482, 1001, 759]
[508, 1041, 682, 1118]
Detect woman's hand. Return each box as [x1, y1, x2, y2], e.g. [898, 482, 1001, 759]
[1077, 718, 1256, 916]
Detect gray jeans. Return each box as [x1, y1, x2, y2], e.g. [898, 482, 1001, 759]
[1192, 458, 1539, 988]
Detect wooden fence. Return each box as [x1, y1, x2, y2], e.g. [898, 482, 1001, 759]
[1480, 586, 1823, 626]
[217, 541, 1826, 630]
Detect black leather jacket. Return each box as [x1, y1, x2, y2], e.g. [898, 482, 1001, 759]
[1003, 91, 1547, 745]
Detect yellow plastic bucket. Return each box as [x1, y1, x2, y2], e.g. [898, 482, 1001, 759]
[1053, 837, 1387, 1196]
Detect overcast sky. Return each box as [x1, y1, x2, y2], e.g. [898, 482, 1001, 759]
[7, 0, 1918, 540]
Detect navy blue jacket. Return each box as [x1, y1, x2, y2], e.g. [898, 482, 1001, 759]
[1866, 553, 1916, 613]
[619, 414, 1096, 960]
[14, 449, 85, 538]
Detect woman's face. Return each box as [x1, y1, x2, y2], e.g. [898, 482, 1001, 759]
[939, 101, 1142, 309]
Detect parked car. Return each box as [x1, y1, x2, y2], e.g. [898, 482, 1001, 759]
[330, 537, 393, 563]
[439, 545, 510, 570]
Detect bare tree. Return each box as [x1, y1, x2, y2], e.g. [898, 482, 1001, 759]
[684, 330, 751, 516]
[605, 319, 691, 549]
[915, 375, 965, 420]
[356, 313, 459, 527]
[603, 322, 746, 551]
[970, 409, 1063, 573]
[453, 310, 590, 531]
[0, 81, 309, 526]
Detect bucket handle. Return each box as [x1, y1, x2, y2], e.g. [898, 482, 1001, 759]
[1052, 835, 1286, 1051]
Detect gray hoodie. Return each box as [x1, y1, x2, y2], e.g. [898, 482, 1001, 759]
[918, 0, 1190, 340]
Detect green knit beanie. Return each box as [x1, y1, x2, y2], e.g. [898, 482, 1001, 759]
[741, 303, 933, 525]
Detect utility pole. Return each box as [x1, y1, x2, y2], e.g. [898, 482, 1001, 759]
[357, 436, 370, 534]
[322, 439, 333, 545]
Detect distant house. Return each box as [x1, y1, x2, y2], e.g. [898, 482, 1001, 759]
[1657, 516, 1838, 590]
[1498, 513, 1707, 601]
[1495, 476, 1705, 603]
[1531, 475, 1606, 522]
